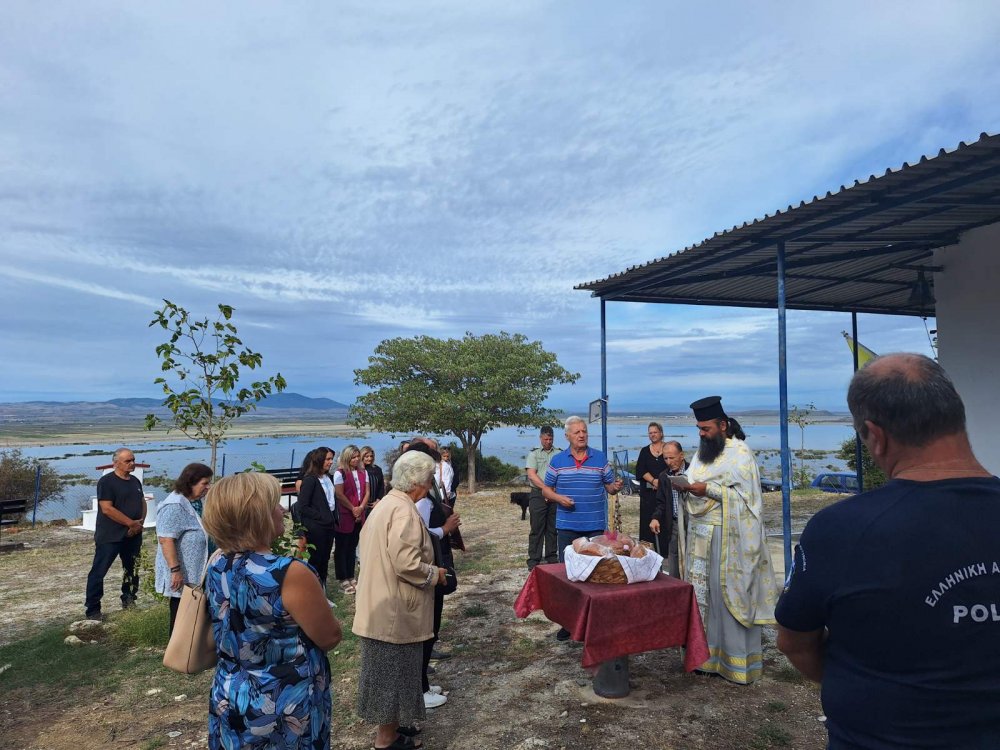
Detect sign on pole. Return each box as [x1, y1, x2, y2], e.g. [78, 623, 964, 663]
[588, 398, 604, 423]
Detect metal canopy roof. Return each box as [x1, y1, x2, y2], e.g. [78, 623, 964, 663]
[577, 132, 1000, 317]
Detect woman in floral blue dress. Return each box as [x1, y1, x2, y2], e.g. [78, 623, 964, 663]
[202, 472, 342, 750]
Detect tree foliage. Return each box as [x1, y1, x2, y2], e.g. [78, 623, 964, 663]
[351, 332, 579, 493]
[836, 437, 888, 490]
[0, 449, 63, 514]
[144, 300, 286, 474]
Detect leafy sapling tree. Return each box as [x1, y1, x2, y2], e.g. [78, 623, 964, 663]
[351, 332, 579, 494]
[145, 300, 286, 474]
[788, 402, 817, 488]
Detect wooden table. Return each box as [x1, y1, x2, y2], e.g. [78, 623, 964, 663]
[514, 564, 709, 697]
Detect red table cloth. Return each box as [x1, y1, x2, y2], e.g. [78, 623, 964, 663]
[514, 564, 709, 671]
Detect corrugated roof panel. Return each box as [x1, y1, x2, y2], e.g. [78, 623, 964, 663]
[577, 133, 1000, 316]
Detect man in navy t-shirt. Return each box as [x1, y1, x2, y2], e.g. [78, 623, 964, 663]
[84, 447, 146, 619]
[776, 353, 1000, 749]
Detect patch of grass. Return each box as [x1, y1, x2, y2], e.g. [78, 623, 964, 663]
[772, 662, 805, 684]
[766, 700, 787, 713]
[462, 603, 488, 618]
[140, 738, 167, 750]
[0, 625, 118, 693]
[457, 540, 502, 575]
[114, 603, 170, 648]
[749, 723, 792, 749]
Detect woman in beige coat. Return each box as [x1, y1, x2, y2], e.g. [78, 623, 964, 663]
[354, 450, 447, 750]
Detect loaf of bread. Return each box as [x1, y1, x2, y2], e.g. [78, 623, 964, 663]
[572, 537, 611, 557]
[629, 543, 647, 558]
[591, 532, 637, 557]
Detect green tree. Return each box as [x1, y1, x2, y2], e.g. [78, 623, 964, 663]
[145, 300, 287, 474]
[788, 402, 816, 488]
[836, 437, 888, 490]
[0, 449, 63, 515]
[351, 332, 579, 493]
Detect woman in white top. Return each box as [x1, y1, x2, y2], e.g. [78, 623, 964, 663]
[155, 462, 212, 634]
[333, 445, 370, 594]
[297, 447, 338, 591]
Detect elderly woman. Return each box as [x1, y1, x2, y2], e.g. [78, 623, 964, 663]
[354, 450, 447, 750]
[155, 462, 212, 634]
[203, 473, 342, 750]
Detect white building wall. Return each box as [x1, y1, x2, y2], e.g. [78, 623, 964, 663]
[935, 222, 1000, 473]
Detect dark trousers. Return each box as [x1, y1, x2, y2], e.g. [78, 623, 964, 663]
[527, 491, 558, 568]
[333, 528, 360, 581]
[421, 586, 445, 692]
[638, 490, 664, 547]
[306, 526, 335, 589]
[84, 534, 142, 616]
[665, 520, 679, 578]
[556, 528, 605, 563]
[168, 595, 181, 635]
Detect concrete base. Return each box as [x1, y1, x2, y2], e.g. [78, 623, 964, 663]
[593, 655, 631, 698]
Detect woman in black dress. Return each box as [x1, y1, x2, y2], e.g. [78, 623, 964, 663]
[296, 446, 338, 591]
[360, 446, 385, 506]
[634, 422, 668, 549]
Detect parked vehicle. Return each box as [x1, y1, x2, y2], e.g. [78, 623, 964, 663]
[811, 472, 860, 494]
[760, 478, 782, 492]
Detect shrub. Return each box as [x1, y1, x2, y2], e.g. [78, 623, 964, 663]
[836, 437, 887, 490]
[0, 449, 64, 514]
[446, 444, 520, 484]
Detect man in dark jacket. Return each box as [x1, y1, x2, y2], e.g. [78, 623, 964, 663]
[650, 441, 688, 577]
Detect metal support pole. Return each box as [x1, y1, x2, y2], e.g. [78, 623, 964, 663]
[777, 242, 793, 575]
[221, 454, 226, 477]
[600, 299, 608, 456]
[290, 449, 296, 471]
[852, 312, 864, 493]
[32, 465, 41, 528]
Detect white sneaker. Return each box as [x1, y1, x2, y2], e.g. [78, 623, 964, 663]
[428, 685, 442, 695]
[423, 690, 447, 708]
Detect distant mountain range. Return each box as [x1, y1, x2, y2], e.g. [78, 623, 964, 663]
[103, 393, 349, 410]
[0, 392, 350, 426]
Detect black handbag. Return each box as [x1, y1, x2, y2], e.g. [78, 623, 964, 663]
[430, 533, 458, 595]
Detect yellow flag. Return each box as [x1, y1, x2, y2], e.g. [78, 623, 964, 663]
[842, 332, 877, 368]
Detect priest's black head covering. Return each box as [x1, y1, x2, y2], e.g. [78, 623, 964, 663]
[690, 396, 726, 421]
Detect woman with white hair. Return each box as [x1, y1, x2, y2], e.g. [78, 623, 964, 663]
[354, 450, 447, 750]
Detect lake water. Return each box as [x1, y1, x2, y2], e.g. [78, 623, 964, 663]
[18, 420, 857, 522]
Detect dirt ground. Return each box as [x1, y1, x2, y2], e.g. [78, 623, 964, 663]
[0, 487, 840, 750]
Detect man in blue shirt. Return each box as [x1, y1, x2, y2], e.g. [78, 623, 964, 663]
[776, 353, 1000, 748]
[543, 416, 622, 640]
[543, 416, 623, 557]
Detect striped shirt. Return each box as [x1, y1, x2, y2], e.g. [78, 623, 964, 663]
[544, 447, 614, 532]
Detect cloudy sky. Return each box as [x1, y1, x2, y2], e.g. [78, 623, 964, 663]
[2, 1, 999, 411]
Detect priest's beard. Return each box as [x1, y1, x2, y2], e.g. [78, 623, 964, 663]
[697, 433, 726, 464]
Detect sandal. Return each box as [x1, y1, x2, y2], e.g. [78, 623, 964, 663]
[340, 582, 357, 595]
[374, 733, 423, 750]
[397, 725, 421, 737]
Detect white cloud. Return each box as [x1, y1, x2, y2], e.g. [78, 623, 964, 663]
[0, 1, 995, 402]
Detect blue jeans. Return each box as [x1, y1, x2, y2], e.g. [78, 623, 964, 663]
[556, 528, 606, 563]
[84, 534, 143, 616]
